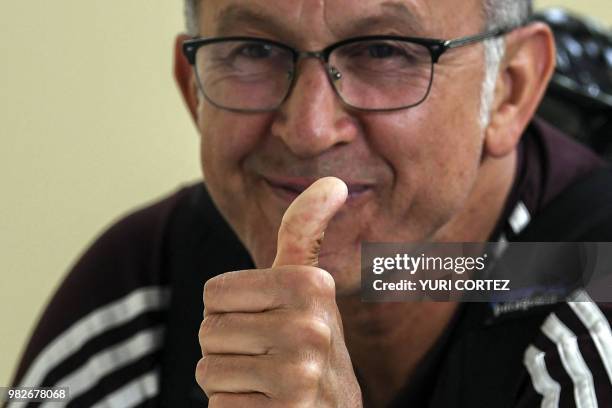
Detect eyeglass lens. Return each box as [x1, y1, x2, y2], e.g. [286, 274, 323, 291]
[194, 39, 434, 111]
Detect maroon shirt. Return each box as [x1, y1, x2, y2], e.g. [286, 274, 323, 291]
[8, 119, 611, 407]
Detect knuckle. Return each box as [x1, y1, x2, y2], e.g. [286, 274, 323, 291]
[198, 316, 210, 339]
[203, 271, 239, 306]
[198, 315, 222, 352]
[198, 320, 206, 348]
[196, 355, 224, 392]
[294, 359, 324, 390]
[284, 267, 335, 298]
[195, 357, 210, 393]
[296, 317, 332, 349]
[200, 313, 222, 334]
[308, 267, 336, 297]
[203, 277, 219, 305]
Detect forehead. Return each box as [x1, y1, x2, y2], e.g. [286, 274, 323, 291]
[200, 0, 483, 41]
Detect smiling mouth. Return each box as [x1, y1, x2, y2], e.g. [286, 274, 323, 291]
[263, 176, 373, 203]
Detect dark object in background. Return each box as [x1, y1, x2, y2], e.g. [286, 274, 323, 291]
[535, 8, 612, 160]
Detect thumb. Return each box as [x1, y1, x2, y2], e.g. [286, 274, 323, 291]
[272, 177, 348, 267]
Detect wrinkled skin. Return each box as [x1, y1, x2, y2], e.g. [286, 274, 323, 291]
[196, 0, 491, 290]
[175, 0, 556, 406]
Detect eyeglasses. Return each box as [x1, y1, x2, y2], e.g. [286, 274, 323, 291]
[183, 28, 516, 113]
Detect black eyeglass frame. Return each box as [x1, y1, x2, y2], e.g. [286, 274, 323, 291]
[182, 26, 519, 113]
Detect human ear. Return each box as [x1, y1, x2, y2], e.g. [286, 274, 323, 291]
[174, 34, 200, 124]
[484, 22, 556, 157]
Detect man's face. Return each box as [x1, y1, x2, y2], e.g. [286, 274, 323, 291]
[195, 0, 488, 294]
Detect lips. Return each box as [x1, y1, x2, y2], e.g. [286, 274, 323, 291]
[263, 176, 373, 203]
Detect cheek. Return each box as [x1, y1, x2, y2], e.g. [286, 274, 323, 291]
[364, 107, 468, 196]
[198, 107, 277, 242]
[363, 93, 484, 236]
[200, 111, 254, 175]
[198, 108, 274, 188]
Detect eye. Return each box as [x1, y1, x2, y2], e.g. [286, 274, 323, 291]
[367, 44, 399, 58]
[237, 43, 275, 59]
[338, 41, 418, 63]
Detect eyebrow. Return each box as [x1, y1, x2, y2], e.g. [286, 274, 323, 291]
[214, 2, 427, 41]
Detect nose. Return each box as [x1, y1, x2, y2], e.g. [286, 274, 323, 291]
[271, 59, 357, 158]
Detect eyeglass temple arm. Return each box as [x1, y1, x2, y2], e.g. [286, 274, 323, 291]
[443, 27, 513, 50]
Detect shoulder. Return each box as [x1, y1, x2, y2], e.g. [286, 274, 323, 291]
[517, 291, 612, 407]
[42, 182, 207, 325]
[518, 120, 612, 241]
[82, 182, 205, 271]
[441, 294, 611, 406]
[8, 182, 212, 406]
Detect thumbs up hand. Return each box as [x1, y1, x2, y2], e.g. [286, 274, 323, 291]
[196, 177, 363, 407]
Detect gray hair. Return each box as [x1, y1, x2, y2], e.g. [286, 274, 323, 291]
[184, 0, 200, 37]
[183, 0, 532, 128]
[480, 0, 532, 128]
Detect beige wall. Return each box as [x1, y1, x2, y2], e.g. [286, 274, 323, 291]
[1, 1, 610, 386]
[0, 2, 200, 384]
[537, 0, 612, 22]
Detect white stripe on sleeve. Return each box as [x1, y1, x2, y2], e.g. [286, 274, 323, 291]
[523, 344, 561, 408]
[13, 287, 169, 389]
[541, 313, 598, 408]
[90, 369, 160, 408]
[37, 326, 164, 408]
[567, 291, 612, 385]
